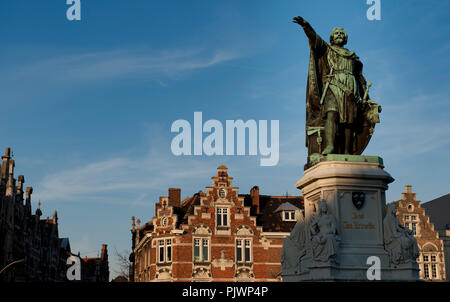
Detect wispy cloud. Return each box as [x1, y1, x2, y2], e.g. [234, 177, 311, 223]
[33, 146, 215, 203]
[0, 47, 241, 88]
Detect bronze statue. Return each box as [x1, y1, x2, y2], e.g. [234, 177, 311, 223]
[293, 16, 381, 167]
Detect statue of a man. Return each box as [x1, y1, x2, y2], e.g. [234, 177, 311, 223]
[310, 200, 340, 264]
[293, 16, 376, 159]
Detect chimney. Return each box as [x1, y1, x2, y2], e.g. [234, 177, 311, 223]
[53, 210, 58, 224]
[101, 244, 108, 260]
[250, 186, 260, 214]
[168, 188, 181, 207]
[136, 219, 141, 243]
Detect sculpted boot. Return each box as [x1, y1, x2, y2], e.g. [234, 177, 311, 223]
[344, 127, 351, 154]
[322, 118, 335, 155]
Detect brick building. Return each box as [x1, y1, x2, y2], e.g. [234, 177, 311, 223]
[0, 147, 71, 281]
[421, 193, 450, 281]
[70, 244, 110, 282]
[130, 165, 303, 282]
[394, 185, 446, 281]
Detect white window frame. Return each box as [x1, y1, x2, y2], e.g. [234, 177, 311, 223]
[157, 238, 172, 264]
[217, 208, 229, 227]
[431, 263, 437, 279]
[411, 222, 417, 235]
[422, 253, 439, 280]
[424, 264, 430, 279]
[236, 238, 252, 263]
[193, 237, 210, 262]
[158, 240, 165, 263]
[282, 211, 296, 221]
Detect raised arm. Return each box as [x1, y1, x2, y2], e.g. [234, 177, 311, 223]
[292, 16, 327, 52]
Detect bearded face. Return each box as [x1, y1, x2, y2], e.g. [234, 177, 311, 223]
[330, 28, 348, 46]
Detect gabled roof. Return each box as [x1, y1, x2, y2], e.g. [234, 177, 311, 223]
[422, 193, 450, 230]
[242, 195, 304, 232]
[59, 238, 70, 251]
[274, 202, 301, 212]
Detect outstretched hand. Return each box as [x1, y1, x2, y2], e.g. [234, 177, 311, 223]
[292, 16, 308, 26]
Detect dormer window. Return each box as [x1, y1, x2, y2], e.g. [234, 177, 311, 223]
[283, 211, 296, 222]
[275, 202, 300, 222]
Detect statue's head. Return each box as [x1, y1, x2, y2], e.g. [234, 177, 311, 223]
[330, 27, 348, 46]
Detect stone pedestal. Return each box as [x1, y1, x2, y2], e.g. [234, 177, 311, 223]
[282, 155, 419, 281]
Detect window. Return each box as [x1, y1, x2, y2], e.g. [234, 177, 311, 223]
[407, 204, 414, 212]
[166, 239, 172, 262]
[411, 215, 417, 221]
[423, 255, 429, 262]
[217, 208, 228, 227]
[411, 223, 416, 235]
[157, 238, 172, 263]
[432, 264, 437, 279]
[424, 264, 429, 278]
[158, 240, 164, 263]
[282, 211, 296, 221]
[405, 223, 410, 229]
[431, 255, 436, 262]
[194, 238, 209, 262]
[236, 239, 252, 263]
[245, 240, 251, 261]
[404, 215, 410, 221]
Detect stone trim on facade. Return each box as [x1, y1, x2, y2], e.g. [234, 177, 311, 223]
[131, 165, 303, 282]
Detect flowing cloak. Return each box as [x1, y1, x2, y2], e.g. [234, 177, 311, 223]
[303, 27, 373, 155]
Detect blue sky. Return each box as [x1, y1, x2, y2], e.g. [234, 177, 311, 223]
[1, 0, 449, 279]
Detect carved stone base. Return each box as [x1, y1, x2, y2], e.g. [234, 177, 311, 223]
[282, 156, 420, 281]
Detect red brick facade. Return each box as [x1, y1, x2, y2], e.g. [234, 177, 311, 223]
[394, 185, 446, 281]
[131, 165, 303, 282]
